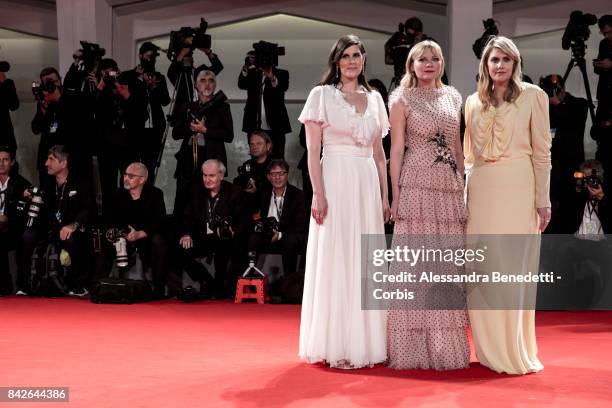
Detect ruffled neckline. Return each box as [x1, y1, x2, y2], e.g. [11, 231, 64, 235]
[330, 85, 375, 146]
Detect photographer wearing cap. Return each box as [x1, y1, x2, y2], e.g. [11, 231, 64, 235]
[0, 61, 19, 152]
[174, 159, 248, 299]
[31, 67, 66, 186]
[18, 145, 95, 296]
[247, 160, 307, 302]
[95, 68, 149, 216]
[124, 42, 170, 174]
[0, 146, 31, 296]
[539, 74, 588, 233]
[238, 42, 291, 158]
[172, 68, 233, 216]
[94, 162, 168, 298]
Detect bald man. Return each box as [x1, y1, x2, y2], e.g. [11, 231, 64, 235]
[95, 162, 168, 298]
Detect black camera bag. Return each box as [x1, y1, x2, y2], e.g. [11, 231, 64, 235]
[90, 278, 153, 304]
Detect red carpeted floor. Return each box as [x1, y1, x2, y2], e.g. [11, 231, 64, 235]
[1, 298, 611, 408]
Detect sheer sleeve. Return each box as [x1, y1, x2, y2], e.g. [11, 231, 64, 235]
[375, 91, 390, 138]
[298, 85, 329, 128]
[530, 87, 552, 208]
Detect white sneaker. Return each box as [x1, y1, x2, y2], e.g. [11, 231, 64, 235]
[15, 290, 28, 296]
[68, 288, 89, 297]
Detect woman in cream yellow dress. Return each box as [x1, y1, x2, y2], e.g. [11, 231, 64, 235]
[463, 36, 551, 374]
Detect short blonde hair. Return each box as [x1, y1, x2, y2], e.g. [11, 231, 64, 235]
[477, 36, 523, 111]
[399, 40, 445, 89]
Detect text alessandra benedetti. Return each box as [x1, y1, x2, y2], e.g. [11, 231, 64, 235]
[372, 271, 558, 283]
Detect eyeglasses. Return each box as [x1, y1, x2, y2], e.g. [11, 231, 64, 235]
[124, 172, 145, 179]
[268, 171, 287, 177]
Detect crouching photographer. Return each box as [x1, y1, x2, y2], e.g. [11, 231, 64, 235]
[555, 159, 612, 307]
[248, 160, 307, 303]
[173, 159, 248, 299]
[0, 146, 31, 295]
[17, 145, 95, 296]
[94, 162, 168, 298]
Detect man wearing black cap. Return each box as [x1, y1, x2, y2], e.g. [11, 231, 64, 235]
[124, 42, 170, 174]
[539, 74, 588, 233]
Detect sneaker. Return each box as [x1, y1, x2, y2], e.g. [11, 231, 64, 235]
[68, 288, 89, 297]
[15, 290, 28, 296]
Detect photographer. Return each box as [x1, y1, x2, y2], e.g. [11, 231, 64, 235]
[31, 67, 66, 186]
[172, 68, 233, 216]
[594, 15, 612, 108]
[124, 42, 170, 173]
[0, 146, 31, 295]
[18, 145, 95, 296]
[539, 74, 588, 233]
[167, 21, 223, 123]
[95, 162, 168, 298]
[238, 43, 291, 158]
[248, 160, 307, 302]
[234, 130, 273, 211]
[95, 68, 149, 216]
[556, 159, 612, 307]
[0, 62, 19, 151]
[176, 159, 247, 299]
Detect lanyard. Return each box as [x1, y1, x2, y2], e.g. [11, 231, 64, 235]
[207, 193, 220, 221]
[273, 189, 285, 219]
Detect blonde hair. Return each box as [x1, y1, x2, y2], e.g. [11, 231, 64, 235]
[477, 36, 523, 111]
[399, 40, 445, 89]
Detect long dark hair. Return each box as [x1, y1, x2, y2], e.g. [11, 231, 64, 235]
[320, 34, 371, 91]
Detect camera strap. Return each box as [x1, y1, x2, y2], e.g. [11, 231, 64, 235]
[206, 193, 220, 234]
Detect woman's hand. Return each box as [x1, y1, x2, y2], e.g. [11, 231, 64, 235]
[390, 200, 399, 223]
[382, 199, 391, 224]
[311, 193, 328, 225]
[536, 207, 551, 232]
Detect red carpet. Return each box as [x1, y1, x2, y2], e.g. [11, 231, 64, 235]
[1, 298, 611, 408]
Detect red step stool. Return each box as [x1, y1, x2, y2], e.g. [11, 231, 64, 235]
[235, 278, 269, 304]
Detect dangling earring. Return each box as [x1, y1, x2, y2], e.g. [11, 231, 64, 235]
[335, 66, 339, 80]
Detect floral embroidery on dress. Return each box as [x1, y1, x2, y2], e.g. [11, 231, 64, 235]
[428, 131, 458, 174]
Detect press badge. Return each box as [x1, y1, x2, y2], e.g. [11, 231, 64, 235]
[206, 222, 214, 235]
[49, 122, 59, 133]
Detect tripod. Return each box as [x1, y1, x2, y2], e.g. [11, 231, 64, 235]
[562, 41, 596, 124]
[151, 62, 194, 183]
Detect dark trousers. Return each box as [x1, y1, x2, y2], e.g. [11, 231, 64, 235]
[0, 230, 21, 295]
[95, 233, 169, 296]
[18, 228, 91, 292]
[247, 232, 306, 277]
[268, 129, 286, 159]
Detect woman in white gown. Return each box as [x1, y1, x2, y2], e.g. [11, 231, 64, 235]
[298, 34, 390, 369]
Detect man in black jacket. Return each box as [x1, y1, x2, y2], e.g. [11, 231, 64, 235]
[172, 69, 233, 216]
[124, 42, 171, 174]
[248, 160, 307, 288]
[0, 147, 31, 295]
[95, 162, 168, 298]
[0, 64, 19, 151]
[18, 145, 95, 296]
[238, 50, 291, 158]
[177, 159, 247, 299]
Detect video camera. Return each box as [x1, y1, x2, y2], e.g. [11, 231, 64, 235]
[250, 41, 285, 69]
[472, 18, 499, 59]
[167, 18, 212, 62]
[254, 216, 280, 241]
[16, 187, 45, 229]
[574, 169, 603, 192]
[73, 41, 106, 72]
[208, 214, 233, 241]
[562, 10, 598, 54]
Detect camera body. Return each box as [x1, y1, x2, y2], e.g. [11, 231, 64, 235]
[235, 163, 256, 190]
[32, 80, 58, 101]
[251, 41, 285, 69]
[16, 187, 45, 229]
[574, 169, 603, 192]
[208, 214, 233, 240]
[254, 216, 280, 241]
[103, 70, 119, 87]
[167, 18, 212, 62]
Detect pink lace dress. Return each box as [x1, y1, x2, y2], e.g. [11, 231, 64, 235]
[386, 85, 470, 370]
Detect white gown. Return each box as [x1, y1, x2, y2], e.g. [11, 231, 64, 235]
[298, 85, 389, 368]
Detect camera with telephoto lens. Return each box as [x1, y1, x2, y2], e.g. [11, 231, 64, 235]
[16, 187, 45, 229]
[472, 18, 499, 59]
[73, 41, 106, 72]
[574, 169, 603, 192]
[105, 227, 130, 268]
[208, 214, 233, 241]
[167, 18, 212, 62]
[235, 163, 256, 190]
[562, 11, 598, 59]
[0, 61, 9, 73]
[250, 41, 285, 69]
[254, 216, 280, 241]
